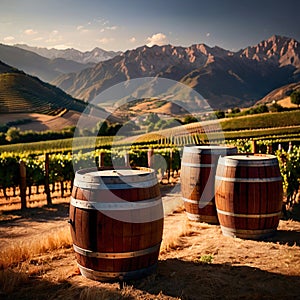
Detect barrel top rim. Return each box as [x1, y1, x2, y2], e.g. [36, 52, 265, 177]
[221, 154, 277, 161]
[88, 169, 151, 177]
[76, 167, 154, 178]
[183, 145, 236, 152]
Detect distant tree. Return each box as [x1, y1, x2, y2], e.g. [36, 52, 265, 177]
[0, 124, 8, 133]
[290, 91, 300, 107]
[107, 123, 122, 135]
[215, 110, 225, 119]
[160, 119, 181, 129]
[231, 107, 241, 114]
[269, 102, 284, 112]
[97, 121, 109, 136]
[5, 127, 21, 142]
[0, 132, 6, 145]
[146, 113, 160, 125]
[154, 119, 167, 130]
[121, 121, 140, 136]
[147, 123, 155, 133]
[249, 104, 268, 115]
[183, 115, 198, 124]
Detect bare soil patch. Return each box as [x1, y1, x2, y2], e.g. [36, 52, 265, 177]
[1, 189, 300, 299]
[277, 97, 298, 108]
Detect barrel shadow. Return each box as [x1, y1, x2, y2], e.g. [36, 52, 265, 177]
[131, 259, 300, 299]
[0, 202, 69, 224]
[2, 259, 300, 299]
[284, 203, 300, 222]
[265, 229, 300, 246]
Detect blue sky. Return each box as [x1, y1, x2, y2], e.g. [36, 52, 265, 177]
[0, 0, 299, 52]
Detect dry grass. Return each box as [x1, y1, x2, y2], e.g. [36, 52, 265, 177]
[78, 286, 134, 300]
[0, 228, 72, 269]
[160, 218, 194, 254]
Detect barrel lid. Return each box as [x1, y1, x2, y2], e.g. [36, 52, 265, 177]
[225, 155, 276, 160]
[218, 154, 279, 167]
[87, 169, 151, 177]
[74, 167, 157, 189]
[183, 145, 237, 154]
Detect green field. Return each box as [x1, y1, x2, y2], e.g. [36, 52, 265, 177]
[1, 109, 300, 154]
[220, 110, 300, 131]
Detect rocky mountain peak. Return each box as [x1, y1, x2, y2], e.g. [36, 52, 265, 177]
[239, 35, 300, 67]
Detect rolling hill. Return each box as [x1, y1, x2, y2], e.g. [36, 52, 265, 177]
[256, 81, 300, 105]
[53, 35, 300, 109]
[0, 60, 87, 115]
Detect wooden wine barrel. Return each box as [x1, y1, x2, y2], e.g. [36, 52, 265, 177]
[180, 145, 237, 224]
[69, 167, 164, 282]
[215, 154, 283, 239]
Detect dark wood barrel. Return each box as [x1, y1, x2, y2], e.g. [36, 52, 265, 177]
[180, 145, 237, 224]
[69, 167, 164, 282]
[215, 154, 283, 239]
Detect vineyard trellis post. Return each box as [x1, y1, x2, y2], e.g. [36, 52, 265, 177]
[267, 144, 273, 154]
[147, 148, 154, 168]
[44, 153, 52, 206]
[251, 140, 257, 153]
[98, 152, 105, 167]
[288, 141, 293, 153]
[124, 152, 130, 167]
[19, 160, 27, 210]
[168, 149, 173, 182]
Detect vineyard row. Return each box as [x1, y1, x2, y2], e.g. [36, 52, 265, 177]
[0, 143, 299, 209]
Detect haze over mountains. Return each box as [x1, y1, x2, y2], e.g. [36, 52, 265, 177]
[14, 44, 121, 64]
[0, 43, 94, 82]
[1, 35, 300, 110]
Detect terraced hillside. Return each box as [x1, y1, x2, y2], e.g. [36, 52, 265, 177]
[0, 61, 87, 115]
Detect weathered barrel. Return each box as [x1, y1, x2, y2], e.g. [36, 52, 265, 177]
[215, 154, 283, 239]
[180, 145, 237, 224]
[69, 167, 164, 282]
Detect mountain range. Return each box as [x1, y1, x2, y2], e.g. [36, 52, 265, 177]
[52, 35, 300, 109]
[1, 35, 300, 110]
[14, 44, 121, 64]
[0, 43, 94, 82]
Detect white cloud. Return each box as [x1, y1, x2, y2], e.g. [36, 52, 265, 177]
[100, 25, 118, 33]
[106, 26, 117, 31]
[52, 30, 59, 35]
[129, 37, 136, 43]
[206, 32, 211, 37]
[33, 37, 44, 41]
[76, 25, 89, 34]
[98, 37, 114, 44]
[24, 29, 38, 35]
[52, 44, 71, 50]
[3, 36, 15, 43]
[146, 33, 168, 47]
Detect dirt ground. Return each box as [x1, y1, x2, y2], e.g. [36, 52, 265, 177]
[1, 185, 300, 300]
